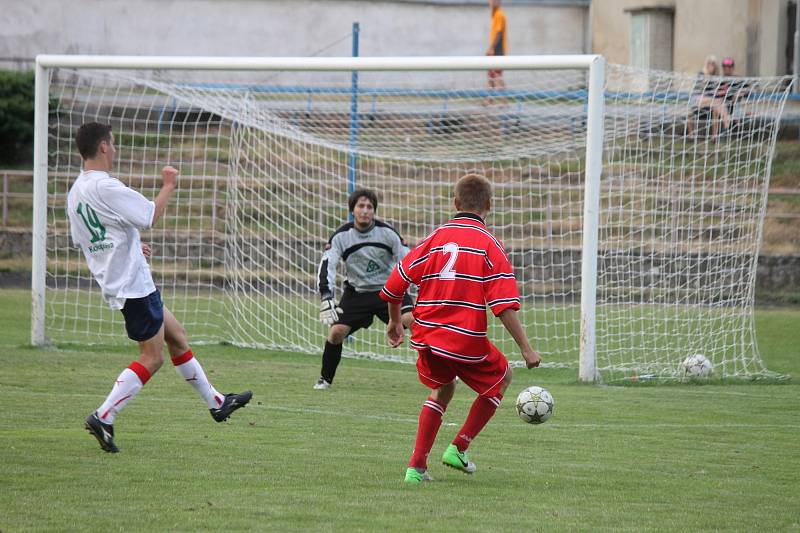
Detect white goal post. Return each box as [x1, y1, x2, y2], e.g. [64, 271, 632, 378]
[32, 54, 789, 382]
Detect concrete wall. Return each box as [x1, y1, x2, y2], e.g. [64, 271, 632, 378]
[0, 0, 588, 66]
[757, 0, 789, 77]
[591, 0, 792, 76]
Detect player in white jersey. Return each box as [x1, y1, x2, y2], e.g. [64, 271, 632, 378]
[68, 122, 252, 453]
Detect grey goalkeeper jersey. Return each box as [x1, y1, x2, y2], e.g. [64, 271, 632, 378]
[318, 220, 409, 299]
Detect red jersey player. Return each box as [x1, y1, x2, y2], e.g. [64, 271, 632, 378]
[380, 173, 541, 483]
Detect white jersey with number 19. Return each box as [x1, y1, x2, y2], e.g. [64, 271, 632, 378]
[67, 170, 157, 309]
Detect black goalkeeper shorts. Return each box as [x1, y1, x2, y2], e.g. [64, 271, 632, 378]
[334, 287, 413, 333]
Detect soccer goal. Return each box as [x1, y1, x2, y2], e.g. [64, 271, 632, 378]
[32, 54, 791, 382]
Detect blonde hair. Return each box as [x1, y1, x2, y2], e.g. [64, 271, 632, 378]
[703, 55, 719, 76]
[455, 174, 492, 212]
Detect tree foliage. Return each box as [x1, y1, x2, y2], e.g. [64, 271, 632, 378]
[0, 70, 35, 166]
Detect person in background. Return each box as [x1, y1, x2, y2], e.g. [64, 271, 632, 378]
[486, 0, 508, 97]
[718, 57, 749, 116]
[688, 55, 732, 137]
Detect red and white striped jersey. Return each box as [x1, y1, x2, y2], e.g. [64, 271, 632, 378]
[380, 212, 520, 363]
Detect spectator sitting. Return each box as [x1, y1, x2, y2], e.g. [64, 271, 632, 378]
[717, 57, 750, 115]
[687, 55, 732, 137]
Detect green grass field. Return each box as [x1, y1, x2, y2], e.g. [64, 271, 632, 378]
[1, 288, 799, 531]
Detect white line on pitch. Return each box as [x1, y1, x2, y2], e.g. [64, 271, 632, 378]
[2, 388, 797, 430]
[257, 404, 800, 430]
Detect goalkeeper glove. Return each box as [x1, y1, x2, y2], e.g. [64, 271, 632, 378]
[320, 298, 343, 326]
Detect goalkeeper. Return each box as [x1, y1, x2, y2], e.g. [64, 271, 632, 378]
[315, 188, 414, 389]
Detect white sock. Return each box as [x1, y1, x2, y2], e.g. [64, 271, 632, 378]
[171, 350, 224, 409]
[96, 363, 149, 424]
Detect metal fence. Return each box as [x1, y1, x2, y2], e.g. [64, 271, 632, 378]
[1, 170, 33, 227]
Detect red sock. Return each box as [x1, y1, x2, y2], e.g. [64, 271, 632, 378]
[452, 394, 503, 452]
[409, 397, 447, 470]
[171, 349, 194, 366]
[128, 361, 152, 385]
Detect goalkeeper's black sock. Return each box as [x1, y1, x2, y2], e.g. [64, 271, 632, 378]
[320, 341, 343, 383]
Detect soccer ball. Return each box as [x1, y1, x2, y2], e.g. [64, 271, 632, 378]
[515, 386, 554, 424]
[681, 354, 713, 378]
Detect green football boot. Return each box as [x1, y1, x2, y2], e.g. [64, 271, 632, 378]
[441, 444, 477, 474]
[404, 467, 433, 484]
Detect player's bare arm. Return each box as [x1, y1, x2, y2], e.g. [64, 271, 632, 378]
[152, 165, 178, 226]
[498, 308, 541, 368]
[386, 301, 405, 347]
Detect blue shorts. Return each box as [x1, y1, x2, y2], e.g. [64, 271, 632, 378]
[121, 289, 164, 341]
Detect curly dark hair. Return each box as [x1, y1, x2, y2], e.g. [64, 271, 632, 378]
[348, 188, 379, 212]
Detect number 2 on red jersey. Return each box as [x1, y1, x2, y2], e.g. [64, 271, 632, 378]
[439, 242, 459, 280]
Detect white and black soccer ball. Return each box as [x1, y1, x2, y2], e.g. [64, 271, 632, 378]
[516, 386, 554, 424]
[681, 353, 713, 378]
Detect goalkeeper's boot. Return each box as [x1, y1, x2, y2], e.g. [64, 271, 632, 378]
[210, 390, 252, 422]
[84, 412, 119, 453]
[441, 443, 477, 474]
[313, 378, 331, 390]
[404, 467, 433, 484]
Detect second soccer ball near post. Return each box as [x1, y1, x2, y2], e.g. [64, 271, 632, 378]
[680, 354, 713, 379]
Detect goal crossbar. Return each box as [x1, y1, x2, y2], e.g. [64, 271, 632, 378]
[35, 54, 602, 71]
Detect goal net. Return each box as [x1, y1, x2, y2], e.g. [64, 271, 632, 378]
[35, 57, 791, 381]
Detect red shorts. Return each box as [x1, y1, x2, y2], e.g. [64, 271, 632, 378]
[415, 342, 510, 397]
[488, 69, 503, 78]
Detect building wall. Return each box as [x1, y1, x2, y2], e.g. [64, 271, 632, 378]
[3, 0, 794, 78]
[758, 0, 789, 77]
[591, 0, 791, 76]
[0, 0, 588, 66]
